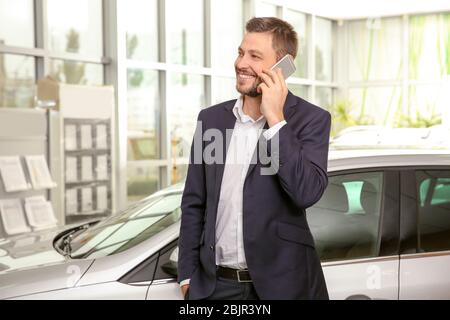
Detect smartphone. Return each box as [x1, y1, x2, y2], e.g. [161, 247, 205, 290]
[271, 54, 296, 79]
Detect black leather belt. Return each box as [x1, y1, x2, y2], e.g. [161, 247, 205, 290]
[217, 266, 252, 283]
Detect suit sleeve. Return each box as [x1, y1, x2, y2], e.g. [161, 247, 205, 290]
[267, 110, 332, 209]
[177, 111, 206, 284]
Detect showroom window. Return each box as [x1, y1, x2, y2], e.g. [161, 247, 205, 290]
[0, 0, 35, 48]
[0, 0, 36, 108]
[0, 0, 107, 109]
[125, 0, 159, 62]
[46, 0, 104, 85]
[255, 1, 279, 17]
[48, 59, 104, 85]
[316, 17, 333, 82]
[47, 0, 103, 57]
[166, 0, 204, 67]
[0, 54, 36, 108]
[307, 172, 383, 262]
[284, 9, 308, 79]
[416, 170, 450, 253]
[345, 13, 450, 129]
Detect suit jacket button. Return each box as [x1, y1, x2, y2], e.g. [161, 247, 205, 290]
[209, 245, 214, 251]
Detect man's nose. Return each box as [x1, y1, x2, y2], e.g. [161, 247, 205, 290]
[235, 55, 250, 70]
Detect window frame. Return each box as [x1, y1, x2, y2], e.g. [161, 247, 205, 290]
[0, 0, 109, 93]
[318, 167, 401, 264]
[401, 166, 450, 255]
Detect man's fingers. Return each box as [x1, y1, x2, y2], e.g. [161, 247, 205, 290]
[262, 69, 278, 84]
[257, 82, 269, 94]
[274, 68, 285, 88]
[181, 284, 190, 297]
[258, 72, 274, 87]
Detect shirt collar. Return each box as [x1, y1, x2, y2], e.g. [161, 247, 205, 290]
[232, 96, 265, 124]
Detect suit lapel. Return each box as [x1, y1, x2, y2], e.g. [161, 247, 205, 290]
[213, 100, 238, 207]
[245, 91, 297, 180]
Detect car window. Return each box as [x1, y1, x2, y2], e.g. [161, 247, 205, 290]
[416, 170, 450, 252]
[307, 172, 383, 262]
[69, 193, 183, 259]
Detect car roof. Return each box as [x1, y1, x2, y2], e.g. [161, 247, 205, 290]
[142, 149, 450, 199]
[328, 149, 450, 172]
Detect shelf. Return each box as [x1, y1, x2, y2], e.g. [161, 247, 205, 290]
[65, 180, 110, 187]
[64, 149, 111, 156]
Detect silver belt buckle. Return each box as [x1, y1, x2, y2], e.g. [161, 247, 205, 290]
[237, 270, 252, 283]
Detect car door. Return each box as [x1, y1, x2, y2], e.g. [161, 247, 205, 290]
[307, 170, 400, 300]
[117, 239, 182, 300]
[399, 168, 450, 299]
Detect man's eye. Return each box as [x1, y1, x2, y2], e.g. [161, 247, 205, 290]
[252, 55, 260, 59]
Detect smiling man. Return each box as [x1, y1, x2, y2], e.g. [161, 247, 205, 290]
[178, 17, 332, 300]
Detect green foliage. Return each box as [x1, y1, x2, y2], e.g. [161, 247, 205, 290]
[329, 99, 374, 136]
[61, 61, 86, 85]
[127, 34, 139, 59]
[409, 16, 426, 81]
[395, 110, 442, 128]
[437, 13, 450, 76]
[51, 29, 86, 85]
[66, 29, 80, 53]
[128, 70, 144, 88]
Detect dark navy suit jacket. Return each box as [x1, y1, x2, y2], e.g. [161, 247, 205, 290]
[178, 92, 331, 300]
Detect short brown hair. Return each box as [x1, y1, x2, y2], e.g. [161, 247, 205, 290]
[246, 17, 298, 60]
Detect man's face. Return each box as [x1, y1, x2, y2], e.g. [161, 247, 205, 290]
[235, 32, 278, 97]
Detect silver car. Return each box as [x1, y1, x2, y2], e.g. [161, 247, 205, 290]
[1, 149, 450, 300]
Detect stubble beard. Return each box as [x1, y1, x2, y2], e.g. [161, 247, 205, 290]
[236, 81, 261, 98]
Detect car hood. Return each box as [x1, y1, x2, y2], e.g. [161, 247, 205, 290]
[0, 223, 97, 299]
[0, 226, 68, 275]
[0, 258, 94, 299]
[0, 219, 100, 274]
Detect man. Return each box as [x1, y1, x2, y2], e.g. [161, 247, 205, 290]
[178, 17, 331, 300]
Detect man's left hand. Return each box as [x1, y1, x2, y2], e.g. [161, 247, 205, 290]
[257, 68, 288, 127]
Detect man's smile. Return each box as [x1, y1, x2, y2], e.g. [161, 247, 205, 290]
[236, 71, 257, 81]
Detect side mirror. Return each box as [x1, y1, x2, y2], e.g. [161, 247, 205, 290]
[160, 247, 179, 277]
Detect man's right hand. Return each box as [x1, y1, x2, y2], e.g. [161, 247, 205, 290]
[181, 284, 190, 298]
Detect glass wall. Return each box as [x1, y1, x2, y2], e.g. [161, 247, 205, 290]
[0, 54, 36, 108]
[166, 0, 204, 66]
[0, 0, 36, 108]
[0, 0, 106, 109]
[348, 17, 403, 82]
[284, 9, 308, 78]
[47, 0, 103, 57]
[124, 0, 159, 62]
[344, 13, 450, 132]
[0, 0, 35, 48]
[316, 17, 333, 82]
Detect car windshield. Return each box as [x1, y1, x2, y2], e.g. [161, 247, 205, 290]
[68, 192, 183, 259]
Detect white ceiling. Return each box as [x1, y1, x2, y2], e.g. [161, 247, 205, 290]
[282, 0, 450, 20]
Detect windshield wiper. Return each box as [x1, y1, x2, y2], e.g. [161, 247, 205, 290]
[57, 224, 90, 258]
[63, 234, 74, 258]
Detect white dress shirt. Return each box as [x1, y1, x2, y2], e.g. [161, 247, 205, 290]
[180, 97, 286, 286]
